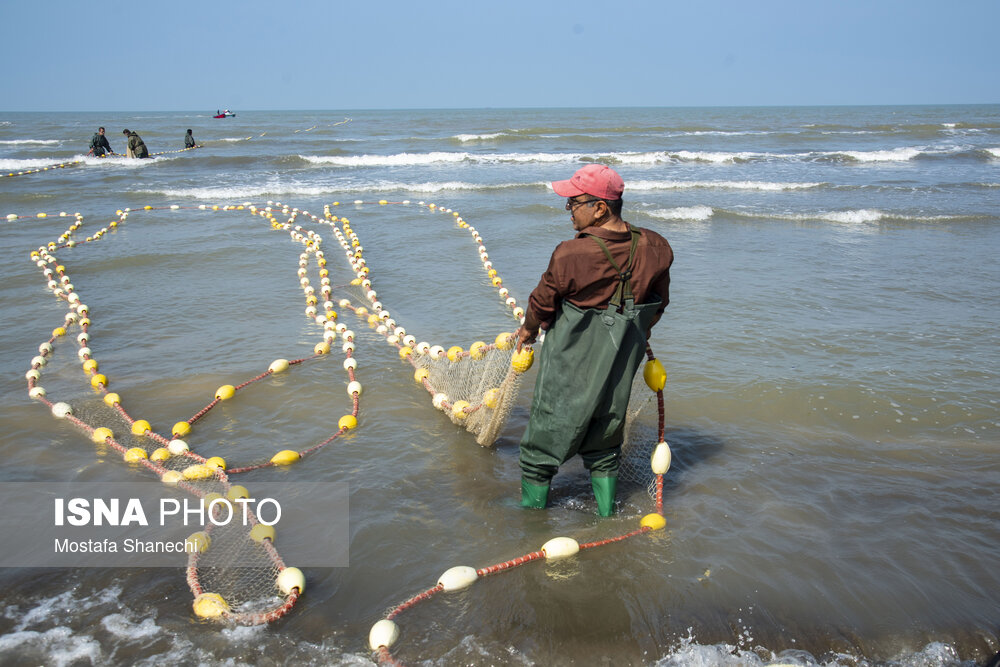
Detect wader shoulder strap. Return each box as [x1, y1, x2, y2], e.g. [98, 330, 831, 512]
[589, 229, 641, 311]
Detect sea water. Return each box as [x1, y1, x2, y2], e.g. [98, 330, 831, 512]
[0, 106, 998, 666]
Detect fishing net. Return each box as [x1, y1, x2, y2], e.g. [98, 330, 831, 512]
[314, 202, 530, 448]
[21, 198, 666, 633]
[19, 199, 536, 626]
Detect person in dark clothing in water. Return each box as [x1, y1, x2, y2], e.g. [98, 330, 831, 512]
[184, 129, 197, 148]
[87, 127, 114, 157]
[122, 129, 149, 158]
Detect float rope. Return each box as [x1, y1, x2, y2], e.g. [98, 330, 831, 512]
[1, 145, 201, 178]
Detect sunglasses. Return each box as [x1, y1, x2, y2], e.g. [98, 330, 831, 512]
[566, 198, 602, 211]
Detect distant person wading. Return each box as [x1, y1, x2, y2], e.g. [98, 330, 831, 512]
[87, 127, 114, 157]
[122, 129, 149, 158]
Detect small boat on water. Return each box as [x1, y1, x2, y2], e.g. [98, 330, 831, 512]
[213, 110, 236, 118]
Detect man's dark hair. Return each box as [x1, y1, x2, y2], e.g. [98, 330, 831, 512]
[605, 198, 623, 217]
[98, 127, 105, 132]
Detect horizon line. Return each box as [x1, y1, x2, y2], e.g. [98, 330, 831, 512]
[3, 102, 1000, 114]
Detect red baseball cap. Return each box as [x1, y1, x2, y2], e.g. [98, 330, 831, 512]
[551, 164, 624, 200]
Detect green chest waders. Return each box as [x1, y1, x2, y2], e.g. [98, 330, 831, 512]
[520, 230, 661, 515]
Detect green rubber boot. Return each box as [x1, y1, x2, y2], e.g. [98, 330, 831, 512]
[520, 479, 550, 509]
[591, 476, 617, 517]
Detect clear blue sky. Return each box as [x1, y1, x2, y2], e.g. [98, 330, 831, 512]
[3, 0, 997, 111]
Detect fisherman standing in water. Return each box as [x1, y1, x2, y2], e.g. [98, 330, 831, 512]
[122, 129, 149, 158]
[184, 129, 197, 148]
[516, 164, 673, 516]
[87, 127, 114, 157]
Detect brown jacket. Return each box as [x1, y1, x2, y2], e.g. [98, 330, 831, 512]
[526, 223, 673, 333]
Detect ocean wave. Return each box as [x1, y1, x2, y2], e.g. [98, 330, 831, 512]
[300, 149, 695, 167]
[808, 209, 972, 224]
[302, 151, 473, 167]
[154, 184, 332, 199]
[664, 145, 967, 164]
[630, 180, 824, 191]
[81, 155, 174, 169]
[151, 180, 532, 199]
[0, 154, 173, 170]
[301, 151, 585, 167]
[673, 129, 774, 137]
[768, 208, 974, 224]
[452, 132, 509, 142]
[647, 205, 715, 221]
[294, 145, 979, 168]
[0, 139, 61, 146]
[670, 150, 773, 163]
[644, 206, 979, 225]
[986, 147, 1000, 159]
[816, 209, 889, 223]
[0, 158, 66, 169]
[0, 154, 165, 170]
[830, 147, 923, 162]
[381, 180, 527, 193]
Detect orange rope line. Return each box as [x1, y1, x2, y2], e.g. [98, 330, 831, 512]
[386, 585, 444, 620]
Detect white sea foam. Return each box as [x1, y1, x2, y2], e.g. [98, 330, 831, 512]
[0, 139, 61, 145]
[0, 627, 103, 666]
[676, 130, 772, 137]
[671, 150, 772, 163]
[630, 180, 823, 191]
[611, 151, 672, 164]
[818, 209, 886, 223]
[221, 624, 267, 642]
[100, 613, 160, 639]
[0, 158, 65, 169]
[301, 150, 690, 167]
[80, 155, 171, 169]
[4, 585, 124, 632]
[491, 151, 579, 163]
[303, 151, 472, 167]
[386, 180, 525, 193]
[453, 132, 507, 142]
[0, 154, 169, 170]
[156, 183, 332, 199]
[986, 147, 1000, 159]
[837, 147, 922, 162]
[762, 209, 962, 225]
[644, 206, 962, 226]
[154, 180, 529, 199]
[651, 631, 965, 667]
[302, 149, 831, 167]
[648, 206, 715, 221]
